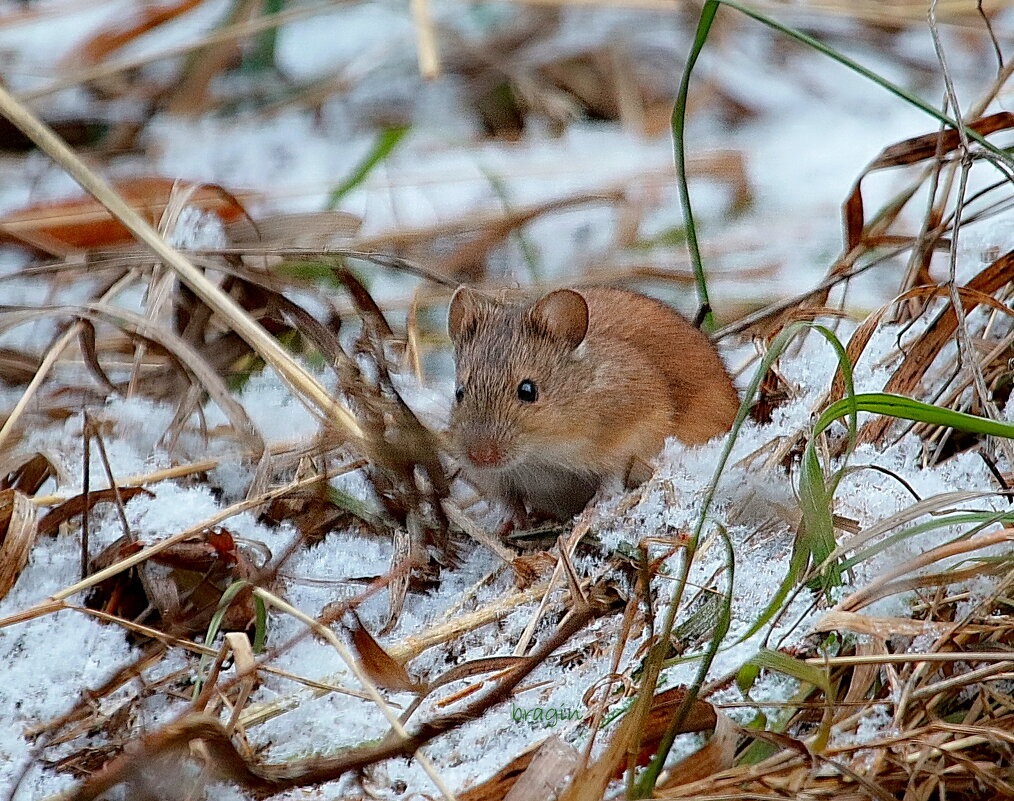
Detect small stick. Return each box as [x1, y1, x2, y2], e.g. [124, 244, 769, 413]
[409, 0, 440, 79]
[239, 579, 551, 730]
[80, 412, 90, 581]
[90, 420, 133, 541]
[32, 459, 220, 506]
[442, 500, 516, 566]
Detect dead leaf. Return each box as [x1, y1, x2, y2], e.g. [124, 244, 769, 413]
[658, 708, 737, 789]
[61, 0, 205, 68]
[0, 347, 40, 385]
[859, 249, 1014, 445]
[458, 738, 544, 801]
[0, 177, 252, 255]
[0, 451, 58, 495]
[86, 527, 259, 637]
[503, 735, 580, 801]
[0, 488, 38, 600]
[38, 487, 154, 537]
[227, 211, 362, 248]
[347, 611, 423, 693]
[845, 112, 1014, 251]
[614, 686, 720, 777]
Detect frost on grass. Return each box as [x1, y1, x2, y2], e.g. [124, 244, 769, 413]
[164, 205, 229, 250]
[1, 3, 1012, 798]
[4, 295, 1012, 796]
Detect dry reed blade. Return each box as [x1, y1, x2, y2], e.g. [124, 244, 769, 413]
[0, 489, 38, 601]
[23, 1, 351, 102]
[844, 112, 1014, 251]
[0, 270, 136, 453]
[0, 83, 364, 443]
[836, 527, 1014, 612]
[829, 283, 1014, 404]
[31, 459, 217, 506]
[859, 249, 1014, 445]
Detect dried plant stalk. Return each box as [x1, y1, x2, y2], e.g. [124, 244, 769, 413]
[0, 83, 363, 443]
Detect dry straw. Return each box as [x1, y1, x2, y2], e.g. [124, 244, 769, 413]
[0, 83, 364, 445]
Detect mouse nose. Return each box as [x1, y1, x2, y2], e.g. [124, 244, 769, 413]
[466, 439, 504, 468]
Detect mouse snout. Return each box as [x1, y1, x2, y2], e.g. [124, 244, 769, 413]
[466, 438, 506, 468]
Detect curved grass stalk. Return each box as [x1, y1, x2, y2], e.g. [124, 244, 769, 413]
[671, 0, 1014, 331]
[630, 319, 847, 795]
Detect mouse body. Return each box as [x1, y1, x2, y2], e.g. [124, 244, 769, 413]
[447, 286, 739, 521]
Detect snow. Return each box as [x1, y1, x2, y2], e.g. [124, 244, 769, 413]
[0, 1, 1012, 798]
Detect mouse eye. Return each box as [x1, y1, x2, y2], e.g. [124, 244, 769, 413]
[517, 379, 538, 403]
[455, 386, 465, 403]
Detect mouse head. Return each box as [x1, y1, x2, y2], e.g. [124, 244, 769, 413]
[447, 286, 594, 472]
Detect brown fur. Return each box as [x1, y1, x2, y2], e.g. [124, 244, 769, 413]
[448, 286, 739, 521]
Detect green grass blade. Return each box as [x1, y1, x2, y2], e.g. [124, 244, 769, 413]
[671, 0, 1012, 340]
[738, 326, 856, 643]
[749, 647, 830, 693]
[746, 392, 1014, 645]
[635, 526, 735, 793]
[192, 579, 252, 699]
[253, 594, 268, 653]
[630, 320, 817, 797]
[327, 125, 410, 209]
[816, 393, 1014, 439]
[798, 326, 855, 583]
[244, 0, 285, 72]
[840, 510, 1014, 574]
[671, 3, 720, 332]
[721, 1, 1012, 165]
[481, 167, 542, 283]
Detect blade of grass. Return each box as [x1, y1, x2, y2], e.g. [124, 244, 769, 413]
[327, 125, 410, 209]
[731, 325, 856, 649]
[839, 509, 1014, 575]
[818, 393, 1014, 439]
[798, 326, 856, 590]
[244, 0, 285, 72]
[769, 392, 1014, 627]
[670, 3, 719, 332]
[193, 579, 255, 698]
[739, 394, 1014, 647]
[749, 647, 830, 694]
[718, 1, 1012, 165]
[481, 166, 542, 283]
[635, 526, 734, 795]
[630, 319, 825, 797]
[670, 0, 1014, 326]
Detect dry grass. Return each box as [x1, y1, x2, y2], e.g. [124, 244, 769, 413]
[0, 2, 1013, 800]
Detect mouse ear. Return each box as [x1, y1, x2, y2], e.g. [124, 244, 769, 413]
[530, 289, 589, 350]
[448, 286, 491, 344]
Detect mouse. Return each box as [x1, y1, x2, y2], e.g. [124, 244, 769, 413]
[447, 285, 740, 523]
